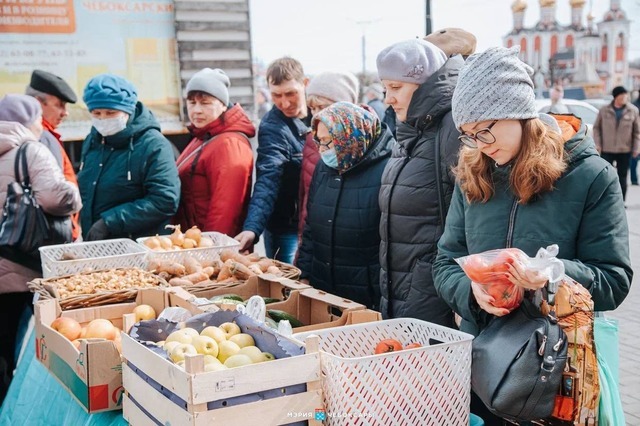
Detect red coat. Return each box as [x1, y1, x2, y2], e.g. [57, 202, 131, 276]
[174, 104, 256, 236]
[298, 133, 320, 239]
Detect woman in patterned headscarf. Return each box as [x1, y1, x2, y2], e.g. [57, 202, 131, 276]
[295, 102, 395, 309]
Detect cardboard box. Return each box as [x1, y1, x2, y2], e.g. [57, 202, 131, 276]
[121, 310, 323, 425]
[266, 288, 381, 333]
[34, 287, 200, 413]
[186, 274, 311, 310]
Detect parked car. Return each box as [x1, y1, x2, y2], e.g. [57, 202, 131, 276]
[535, 99, 598, 137]
[583, 97, 612, 111]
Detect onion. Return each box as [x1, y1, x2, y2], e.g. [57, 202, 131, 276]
[144, 236, 161, 250]
[169, 225, 185, 247]
[184, 226, 202, 244]
[198, 237, 214, 247]
[182, 238, 197, 249]
[158, 236, 173, 250]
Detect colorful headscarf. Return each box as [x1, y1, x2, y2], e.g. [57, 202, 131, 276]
[312, 101, 381, 173]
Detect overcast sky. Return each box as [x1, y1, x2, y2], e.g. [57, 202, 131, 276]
[249, 0, 640, 75]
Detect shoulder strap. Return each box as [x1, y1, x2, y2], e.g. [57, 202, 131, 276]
[434, 127, 446, 227]
[182, 132, 250, 179]
[14, 143, 31, 188]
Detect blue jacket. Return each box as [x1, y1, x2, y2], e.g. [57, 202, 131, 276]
[296, 125, 394, 309]
[243, 107, 310, 237]
[78, 102, 180, 240]
[434, 117, 632, 336]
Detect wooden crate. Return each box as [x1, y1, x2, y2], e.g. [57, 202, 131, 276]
[266, 288, 382, 333]
[34, 287, 199, 413]
[121, 327, 323, 425]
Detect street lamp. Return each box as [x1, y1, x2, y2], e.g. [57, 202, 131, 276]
[426, 0, 432, 35]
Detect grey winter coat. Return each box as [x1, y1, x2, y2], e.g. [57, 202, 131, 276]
[378, 55, 464, 327]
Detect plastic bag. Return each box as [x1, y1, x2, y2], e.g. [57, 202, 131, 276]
[595, 316, 626, 426]
[456, 244, 565, 310]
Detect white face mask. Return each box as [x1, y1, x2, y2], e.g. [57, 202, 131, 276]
[91, 114, 128, 136]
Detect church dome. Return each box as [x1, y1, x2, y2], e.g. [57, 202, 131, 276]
[511, 0, 527, 12]
[539, 0, 555, 7]
[570, 0, 586, 7]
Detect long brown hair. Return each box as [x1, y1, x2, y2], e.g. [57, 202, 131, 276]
[454, 118, 567, 204]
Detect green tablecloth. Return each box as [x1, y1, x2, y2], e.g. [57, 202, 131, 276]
[0, 322, 127, 426]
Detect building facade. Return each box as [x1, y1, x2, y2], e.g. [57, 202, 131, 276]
[503, 0, 631, 95]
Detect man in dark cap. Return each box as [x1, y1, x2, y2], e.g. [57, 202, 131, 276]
[25, 69, 81, 239]
[593, 85, 640, 203]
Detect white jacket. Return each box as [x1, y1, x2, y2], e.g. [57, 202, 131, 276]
[0, 121, 82, 292]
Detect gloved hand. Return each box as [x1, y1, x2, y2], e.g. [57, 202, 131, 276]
[86, 219, 110, 241]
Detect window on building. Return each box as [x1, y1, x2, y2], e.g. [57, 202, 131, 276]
[566, 34, 574, 48]
[534, 36, 541, 52]
[507, 38, 513, 48]
[616, 33, 624, 61]
[551, 35, 558, 57]
[601, 33, 608, 62]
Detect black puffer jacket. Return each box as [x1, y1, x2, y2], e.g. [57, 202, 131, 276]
[378, 55, 464, 326]
[297, 125, 395, 309]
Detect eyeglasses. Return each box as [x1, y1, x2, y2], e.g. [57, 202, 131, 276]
[458, 120, 499, 148]
[314, 137, 333, 150]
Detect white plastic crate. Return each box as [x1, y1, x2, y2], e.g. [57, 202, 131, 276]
[136, 231, 240, 263]
[39, 239, 148, 279]
[293, 319, 473, 426]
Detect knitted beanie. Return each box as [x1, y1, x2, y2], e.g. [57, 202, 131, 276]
[376, 39, 447, 85]
[186, 68, 231, 105]
[0, 94, 42, 126]
[83, 74, 138, 114]
[306, 71, 359, 103]
[451, 46, 538, 131]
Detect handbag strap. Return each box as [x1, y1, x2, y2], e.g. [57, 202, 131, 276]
[520, 315, 565, 419]
[14, 143, 31, 188]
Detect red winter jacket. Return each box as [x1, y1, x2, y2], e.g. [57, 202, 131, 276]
[298, 133, 320, 240]
[174, 104, 255, 236]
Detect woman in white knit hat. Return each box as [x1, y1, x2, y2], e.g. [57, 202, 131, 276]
[174, 68, 255, 236]
[375, 38, 464, 327]
[433, 46, 631, 424]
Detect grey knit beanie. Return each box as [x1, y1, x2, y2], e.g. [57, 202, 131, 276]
[0, 94, 42, 126]
[186, 68, 230, 105]
[452, 46, 538, 130]
[306, 71, 359, 103]
[376, 39, 447, 85]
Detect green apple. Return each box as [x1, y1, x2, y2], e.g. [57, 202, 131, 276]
[163, 341, 181, 353]
[170, 343, 197, 363]
[217, 340, 241, 363]
[223, 354, 253, 368]
[166, 329, 195, 345]
[204, 362, 228, 372]
[262, 352, 275, 362]
[238, 346, 264, 364]
[180, 327, 199, 337]
[203, 355, 222, 365]
[229, 333, 255, 349]
[218, 322, 241, 339]
[191, 336, 219, 357]
[200, 326, 226, 344]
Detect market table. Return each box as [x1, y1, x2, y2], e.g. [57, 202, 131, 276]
[0, 321, 126, 426]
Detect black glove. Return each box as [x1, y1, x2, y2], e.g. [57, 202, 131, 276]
[86, 219, 110, 241]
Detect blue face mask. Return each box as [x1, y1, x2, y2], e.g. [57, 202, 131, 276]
[320, 148, 338, 169]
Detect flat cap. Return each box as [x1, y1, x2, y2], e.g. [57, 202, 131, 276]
[30, 69, 77, 104]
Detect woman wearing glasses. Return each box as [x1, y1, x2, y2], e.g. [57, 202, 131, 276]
[433, 46, 631, 423]
[295, 102, 394, 309]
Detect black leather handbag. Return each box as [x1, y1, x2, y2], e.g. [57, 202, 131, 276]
[471, 298, 568, 422]
[0, 143, 72, 260]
